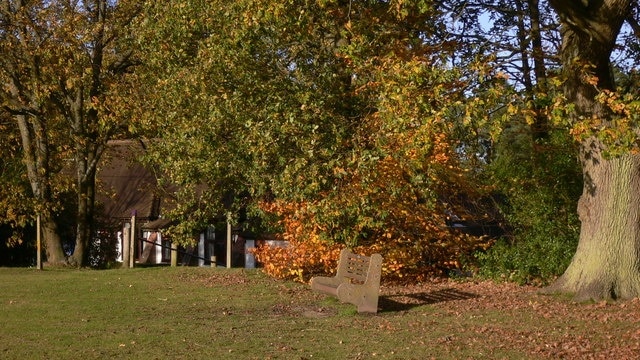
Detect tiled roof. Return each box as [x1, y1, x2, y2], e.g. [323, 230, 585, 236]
[96, 139, 160, 221]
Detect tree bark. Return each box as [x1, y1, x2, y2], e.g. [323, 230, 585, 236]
[41, 214, 67, 265]
[548, 141, 640, 300]
[70, 147, 99, 267]
[16, 113, 68, 265]
[546, 0, 639, 300]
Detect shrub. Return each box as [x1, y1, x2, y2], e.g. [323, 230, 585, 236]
[252, 199, 491, 283]
[475, 126, 581, 285]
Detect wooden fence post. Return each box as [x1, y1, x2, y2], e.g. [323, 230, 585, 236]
[171, 242, 178, 267]
[226, 217, 232, 269]
[122, 223, 130, 268]
[36, 214, 42, 270]
[129, 211, 136, 268]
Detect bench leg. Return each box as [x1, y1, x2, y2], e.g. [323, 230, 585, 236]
[337, 283, 379, 314]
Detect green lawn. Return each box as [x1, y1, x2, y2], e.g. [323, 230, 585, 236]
[1, 266, 638, 359]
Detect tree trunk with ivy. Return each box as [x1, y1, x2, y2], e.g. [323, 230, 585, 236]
[546, 0, 640, 300]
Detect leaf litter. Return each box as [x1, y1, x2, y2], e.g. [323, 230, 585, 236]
[379, 279, 640, 359]
[181, 270, 640, 359]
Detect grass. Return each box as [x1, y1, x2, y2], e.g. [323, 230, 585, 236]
[1, 266, 638, 359]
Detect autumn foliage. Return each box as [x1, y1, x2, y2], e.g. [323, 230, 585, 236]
[251, 201, 342, 282]
[252, 135, 493, 283]
[252, 199, 491, 283]
[138, 0, 500, 282]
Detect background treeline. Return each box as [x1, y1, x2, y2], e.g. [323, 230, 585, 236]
[1, 0, 638, 286]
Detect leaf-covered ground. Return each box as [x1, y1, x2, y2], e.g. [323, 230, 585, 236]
[378, 280, 640, 359]
[190, 270, 640, 359]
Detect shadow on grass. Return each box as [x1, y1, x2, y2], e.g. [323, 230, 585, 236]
[379, 288, 479, 313]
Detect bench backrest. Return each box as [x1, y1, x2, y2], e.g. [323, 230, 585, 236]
[336, 248, 375, 284]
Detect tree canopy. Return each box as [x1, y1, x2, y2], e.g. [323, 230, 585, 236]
[133, 0, 640, 295]
[3, 0, 640, 300]
[133, 0, 511, 278]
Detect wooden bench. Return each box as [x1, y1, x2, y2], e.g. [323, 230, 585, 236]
[310, 248, 383, 314]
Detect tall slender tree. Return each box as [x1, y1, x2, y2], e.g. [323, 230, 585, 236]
[0, 0, 140, 266]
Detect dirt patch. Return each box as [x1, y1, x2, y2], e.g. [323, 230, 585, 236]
[270, 303, 337, 318]
[175, 270, 250, 287]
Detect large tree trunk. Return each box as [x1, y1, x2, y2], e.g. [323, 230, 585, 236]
[546, 0, 637, 300]
[548, 141, 640, 301]
[70, 154, 98, 267]
[70, 181, 90, 267]
[41, 214, 67, 265]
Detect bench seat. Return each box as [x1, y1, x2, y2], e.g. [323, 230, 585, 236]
[310, 248, 383, 314]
